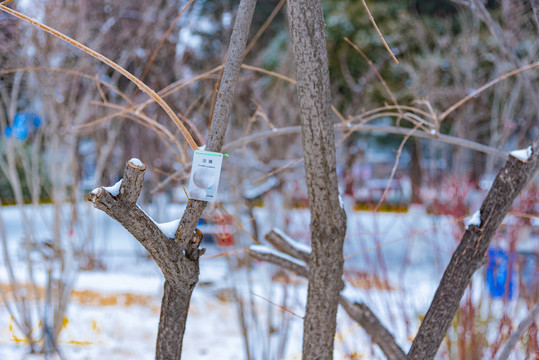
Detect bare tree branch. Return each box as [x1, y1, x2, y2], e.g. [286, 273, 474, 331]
[339, 298, 407, 360]
[496, 302, 539, 360]
[265, 229, 310, 263]
[408, 134, 539, 360]
[87, 160, 201, 289]
[250, 245, 308, 277]
[222, 124, 508, 159]
[174, 0, 257, 247]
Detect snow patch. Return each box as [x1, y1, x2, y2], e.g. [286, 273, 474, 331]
[244, 177, 279, 199]
[91, 187, 100, 195]
[250, 245, 308, 268]
[272, 228, 312, 254]
[509, 146, 532, 162]
[156, 219, 181, 239]
[129, 158, 143, 167]
[103, 179, 122, 196]
[339, 194, 344, 209]
[466, 210, 481, 229]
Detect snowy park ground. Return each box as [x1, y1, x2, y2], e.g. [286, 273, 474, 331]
[0, 202, 535, 359]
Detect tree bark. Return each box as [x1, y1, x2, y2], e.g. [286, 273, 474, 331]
[287, 1, 347, 358]
[155, 281, 194, 360]
[408, 135, 539, 359]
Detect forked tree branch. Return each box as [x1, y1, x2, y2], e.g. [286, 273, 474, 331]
[88, 159, 202, 359]
[87, 159, 202, 290]
[408, 135, 539, 359]
[251, 230, 407, 360]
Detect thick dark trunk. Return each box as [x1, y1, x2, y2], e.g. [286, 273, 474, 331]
[156, 281, 194, 360]
[287, 0, 347, 358]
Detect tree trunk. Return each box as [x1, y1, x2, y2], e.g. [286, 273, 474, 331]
[155, 281, 194, 360]
[287, 1, 347, 359]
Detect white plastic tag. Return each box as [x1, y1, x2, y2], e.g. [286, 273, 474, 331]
[187, 150, 225, 202]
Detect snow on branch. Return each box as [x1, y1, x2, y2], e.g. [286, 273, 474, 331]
[265, 228, 311, 263]
[103, 179, 122, 196]
[250, 245, 308, 277]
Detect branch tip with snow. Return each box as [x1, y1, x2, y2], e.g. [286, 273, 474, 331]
[128, 158, 145, 169]
[509, 146, 533, 162]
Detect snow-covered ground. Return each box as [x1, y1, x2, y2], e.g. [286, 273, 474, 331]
[0, 203, 535, 359]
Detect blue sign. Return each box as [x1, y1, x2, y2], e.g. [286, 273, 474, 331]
[486, 248, 516, 299]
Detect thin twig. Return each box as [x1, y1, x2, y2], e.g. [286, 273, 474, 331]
[374, 125, 419, 212]
[344, 37, 400, 108]
[252, 158, 304, 184]
[138, 0, 195, 87]
[223, 123, 507, 158]
[90, 101, 186, 163]
[439, 62, 539, 121]
[74, 66, 223, 131]
[244, 0, 287, 56]
[360, 0, 399, 64]
[250, 292, 304, 319]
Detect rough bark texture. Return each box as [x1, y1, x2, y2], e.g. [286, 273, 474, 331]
[250, 230, 406, 360]
[155, 281, 193, 360]
[408, 135, 539, 360]
[287, 1, 347, 358]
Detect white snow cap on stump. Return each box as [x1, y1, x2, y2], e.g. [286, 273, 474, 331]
[129, 158, 143, 167]
[509, 146, 532, 162]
